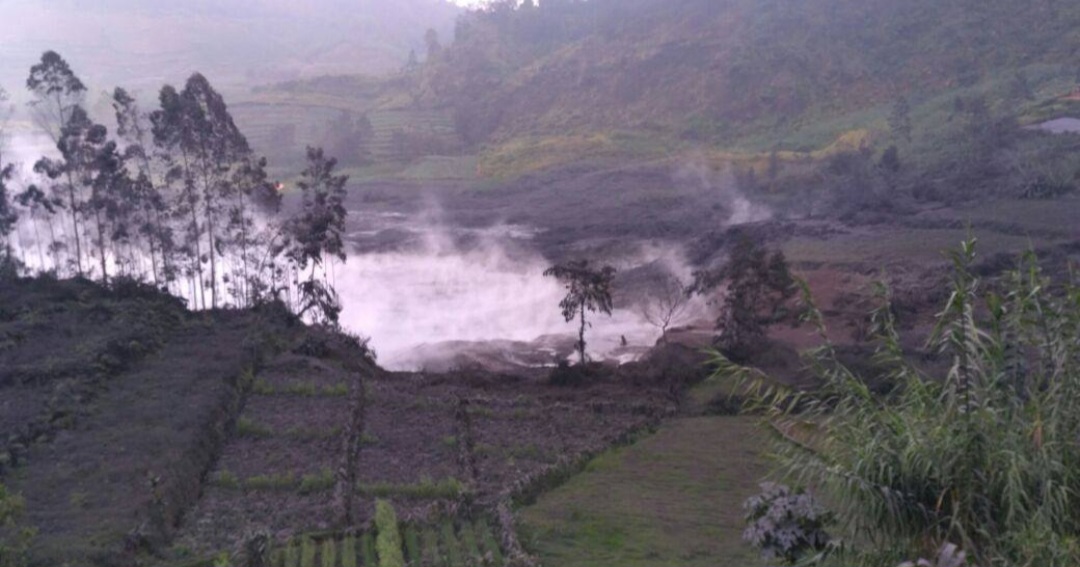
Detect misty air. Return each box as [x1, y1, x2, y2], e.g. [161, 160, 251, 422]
[0, 1, 1078, 566]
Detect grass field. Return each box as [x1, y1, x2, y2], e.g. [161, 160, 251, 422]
[782, 227, 1050, 266]
[519, 416, 767, 567]
[943, 196, 1080, 237]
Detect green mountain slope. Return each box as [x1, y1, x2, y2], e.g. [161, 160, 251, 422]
[421, 0, 1080, 146]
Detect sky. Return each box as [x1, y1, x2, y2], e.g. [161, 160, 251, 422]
[0, 0, 463, 103]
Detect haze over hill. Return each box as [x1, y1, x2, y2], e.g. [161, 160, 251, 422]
[0, 0, 461, 99]
[2, 2, 1080, 565]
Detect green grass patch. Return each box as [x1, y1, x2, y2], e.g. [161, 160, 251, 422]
[944, 196, 1080, 236]
[215, 469, 336, 494]
[299, 469, 336, 495]
[478, 131, 676, 180]
[782, 228, 1048, 266]
[475, 519, 503, 565]
[342, 535, 358, 567]
[519, 417, 767, 567]
[439, 521, 465, 567]
[360, 532, 377, 566]
[245, 472, 298, 491]
[285, 540, 300, 567]
[357, 477, 465, 500]
[211, 469, 240, 490]
[237, 417, 274, 438]
[301, 537, 317, 567]
[459, 522, 481, 563]
[420, 527, 441, 567]
[320, 538, 337, 567]
[402, 526, 422, 566]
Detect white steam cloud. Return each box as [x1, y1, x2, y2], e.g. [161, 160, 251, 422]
[674, 155, 772, 226]
[335, 219, 707, 371]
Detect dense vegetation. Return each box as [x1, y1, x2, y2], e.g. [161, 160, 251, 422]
[717, 241, 1080, 566]
[0, 51, 349, 324]
[421, 0, 1080, 142]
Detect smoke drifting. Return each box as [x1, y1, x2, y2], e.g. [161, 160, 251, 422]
[674, 156, 772, 226]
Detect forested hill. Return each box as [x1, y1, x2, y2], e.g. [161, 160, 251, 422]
[419, 0, 1080, 145]
[0, 0, 461, 97]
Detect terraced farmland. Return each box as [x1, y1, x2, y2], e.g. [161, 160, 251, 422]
[231, 102, 464, 172]
[170, 340, 673, 564]
[256, 518, 504, 567]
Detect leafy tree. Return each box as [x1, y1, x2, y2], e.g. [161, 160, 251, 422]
[0, 87, 17, 262]
[424, 28, 443, 63]
[14, 185, 59, 271]
[179, 73, 251, 308]
[225, 155, 279, 306]
[287, 147, 349, 326]
[37, 107, 123, 283]
[151, 74, 251, 307]
[113, 87, 174, 288]
[321, 111, 374, 167]
[713, 240, 1080, 566]
[25, 51, 86, 145]
[0, 156, 17, 263]
[544, 260, 616, 364]
[694, 237, 794, 358]
[405, 49, 420, 73]
[26, 51, 87, 276]
[889, 96, 913, 145]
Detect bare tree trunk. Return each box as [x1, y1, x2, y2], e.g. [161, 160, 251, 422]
[238, 190, 250, 307]
[30, 213, 45, 271]
[93, 208, 108, 284]
[45, 216, 60, 273]
[65, 181, 83, 277]
[578, 302, 587, 364]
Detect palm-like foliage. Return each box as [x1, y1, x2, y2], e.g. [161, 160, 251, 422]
[712, 239, 1080, 566]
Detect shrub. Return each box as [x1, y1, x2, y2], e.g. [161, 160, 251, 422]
[374, 500, 404, 567]
[237, 417, 274, 438]
[714, 241, 1080, 566]
[358, 478, 465, 500]
[245, 472, 296, 491]
[299, 469, 335, 495]
[742, 482, 833, 565]
[0, 483, 35, 567]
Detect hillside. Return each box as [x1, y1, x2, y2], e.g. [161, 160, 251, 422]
[421, 0, 1080, 146]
